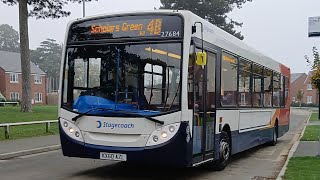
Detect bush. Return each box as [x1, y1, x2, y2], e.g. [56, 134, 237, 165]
[291, 102, 318, 107]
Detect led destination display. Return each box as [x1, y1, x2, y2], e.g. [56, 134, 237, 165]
[68, 15, 182, 42]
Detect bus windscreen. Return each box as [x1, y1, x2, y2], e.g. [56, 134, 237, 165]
[68, 15, 182, 42]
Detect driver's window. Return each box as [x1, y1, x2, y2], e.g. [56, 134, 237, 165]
[88, 58, 101, 88]
[144, 64, 163, 104]
[74, 59, 88, 87]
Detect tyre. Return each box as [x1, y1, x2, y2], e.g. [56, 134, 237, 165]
[213, 131, 231, 171]
[270, 124, 278, 146]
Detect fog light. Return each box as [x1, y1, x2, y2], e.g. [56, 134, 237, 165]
[153, 135, 159, 142]
[161, 132, 168, 138]
[63, 121, 68, 127]
[75, 131, 80, 137]
[169, 126, 175, 133]
[69, 127, 74, 134]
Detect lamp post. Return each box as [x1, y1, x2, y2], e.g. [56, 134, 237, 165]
[82, 0, 85, 17]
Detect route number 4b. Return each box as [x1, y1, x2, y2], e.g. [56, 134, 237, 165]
[147, 19, 162, 35]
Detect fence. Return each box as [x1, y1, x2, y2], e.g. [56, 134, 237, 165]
[0, 120, 58, 139]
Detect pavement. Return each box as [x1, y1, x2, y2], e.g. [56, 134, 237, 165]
[292, 119, 320, 157]
[0, 135, 60, 160]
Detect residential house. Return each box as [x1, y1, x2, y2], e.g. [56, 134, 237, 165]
[290, 72, 319, 106]
[0, 51, 46, 104]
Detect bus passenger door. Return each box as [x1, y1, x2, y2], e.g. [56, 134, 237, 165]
[190, 47, 216, 163]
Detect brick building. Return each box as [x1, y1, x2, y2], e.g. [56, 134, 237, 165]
[290, 72, 319, 106]
[0, 51, 46, 104]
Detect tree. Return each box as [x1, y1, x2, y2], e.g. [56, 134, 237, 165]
[31, 38, 62, 78]
[296, 90, 304, 108]
[305, 46, 320, 119]
[1, 0, 98, 112]
[160, 0, 252, 40]
[0, 24, 19, 52]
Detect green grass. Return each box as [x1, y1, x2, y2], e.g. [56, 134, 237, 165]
[301, 125, 320, 141]
[0, 105, 59, 140]
[310, 113, 319, 121]
[0, 105, 58, 123]
[0, 123, 59, 140]
[283, 157, 320, 180]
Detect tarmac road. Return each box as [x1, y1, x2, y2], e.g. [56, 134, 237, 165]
[0, 109, 310, 180]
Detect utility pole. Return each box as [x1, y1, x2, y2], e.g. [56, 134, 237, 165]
[318, 93, 320, 120]
[83, 0, 85, 17]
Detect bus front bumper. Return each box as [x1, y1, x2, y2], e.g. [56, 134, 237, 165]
[59, 122, 192, 167]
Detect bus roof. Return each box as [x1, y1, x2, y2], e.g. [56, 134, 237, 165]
[67, 10, 289, 73]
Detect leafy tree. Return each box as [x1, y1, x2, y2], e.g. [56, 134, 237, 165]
[160, 0, 252, 40]
[296, 90, 304, 108]
[31, 38, 62, 78]
[305, 46, 320, 118]
[0, 24, 19, 52]
[306, 47, 320, 90]
[1, 0, 98, 112]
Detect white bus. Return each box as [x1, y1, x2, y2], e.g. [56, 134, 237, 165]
[59, 10, 290, 170]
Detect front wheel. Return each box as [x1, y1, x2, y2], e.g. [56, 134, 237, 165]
[213, 131, 231, 171]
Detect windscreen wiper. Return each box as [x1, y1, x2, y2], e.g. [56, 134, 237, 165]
[72, 107, 114, 122]
[109, 110, 164, 125]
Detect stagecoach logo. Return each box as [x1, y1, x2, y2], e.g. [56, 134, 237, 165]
[96, 120, 134, 129]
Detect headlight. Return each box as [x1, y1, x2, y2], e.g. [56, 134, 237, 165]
[153, 135, 159, 142]
[59, 118, 84, 142]
[146, 123, 180, 147]
[69, 127, 74, 134]
[161, 132, 168, 138]
[75, 131, 80, 137]
[63, 121, 68, 127]
[169, 126, 175, 133]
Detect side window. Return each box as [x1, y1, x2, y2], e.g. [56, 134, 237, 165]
[280, 75, 285, 107]
[253, 64, 263, 107]
[238, 59, 252, 107]
[263, 69, 272, 107]
[285, 76, 289, 106]
[273, 72, 281, 107]
[221, 52, 238, 106]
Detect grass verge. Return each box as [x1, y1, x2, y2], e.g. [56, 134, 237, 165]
[310, 113, 319, 121]
[283, 157, 320, 180]
[301, 125, 320, 141]
[0, 105, 58, 140]
[0, 105, 58, 123]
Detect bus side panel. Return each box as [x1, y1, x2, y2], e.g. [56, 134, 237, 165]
[278, 108, 290, 137]
[217, 109, 283, 155]
[279, 63, 290, 137]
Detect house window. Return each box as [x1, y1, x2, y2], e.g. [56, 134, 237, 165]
[10, 92, 19, 101]
[307, 96, 312, 104]
[34, 93, 43, 102]
[34, 75, 42, 84]
[307, 84, 312, 90]
[10, 73, 18, 83]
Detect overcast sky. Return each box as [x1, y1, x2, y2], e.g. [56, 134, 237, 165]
[0, 0, 319, 73]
